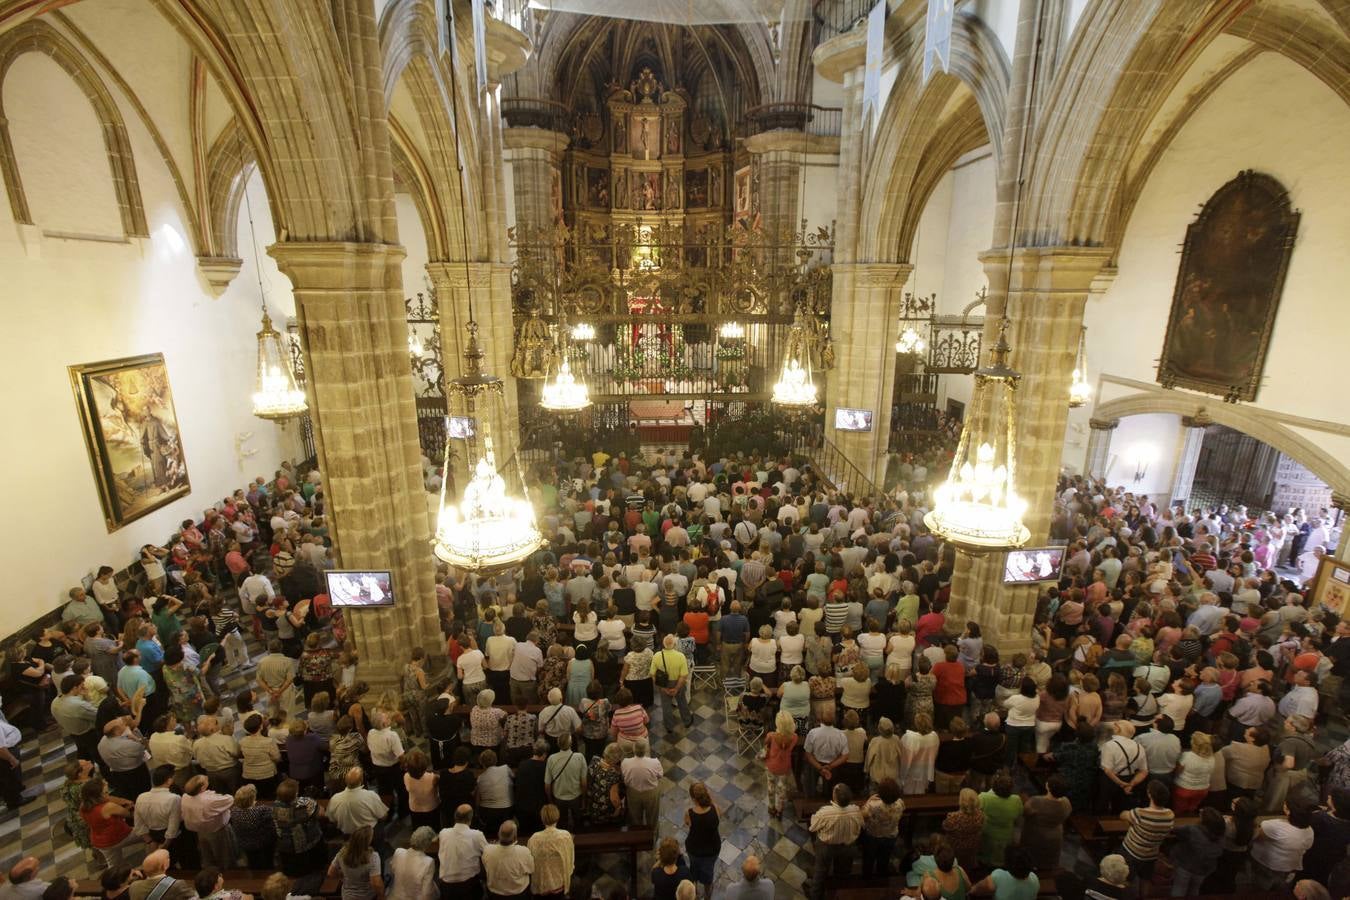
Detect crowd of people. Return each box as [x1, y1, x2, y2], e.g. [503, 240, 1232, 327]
[3, 445, 1349, 900]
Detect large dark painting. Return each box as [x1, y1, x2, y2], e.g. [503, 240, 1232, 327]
[1157, 170, 1299, 402]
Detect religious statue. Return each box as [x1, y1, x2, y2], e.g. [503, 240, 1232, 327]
[666, 119, 681, 155]
[509, 305, 558, 379]
[709, 167, 720, 207]
[636, 117, 653, 158]
[613, 170, 629, 209]
[613, 114, 627, 154]
[666, 170, 681, 209]
[638, 173, 661, 210]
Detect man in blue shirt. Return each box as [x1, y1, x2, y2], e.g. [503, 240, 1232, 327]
[135, 625, 164, 674]
[718, 601, 750, 677]
[116, 649, 155, 706]
[725, 856, 774, 900]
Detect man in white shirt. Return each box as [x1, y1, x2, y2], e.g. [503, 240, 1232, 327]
[632, 577, 659, 613]
[438, 804, 487, 896]
[1277, 673, 1320, 720]
[133, 765, 182, 845]
[482, 821, 533, 897]
[326, 767, 389, 836]
[238, 572, 274, 617]
[687, 480, 709, 504]
[509, 633, 544, 706]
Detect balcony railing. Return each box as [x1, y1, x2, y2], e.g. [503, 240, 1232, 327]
[485, 0, 533, 35]
[501, 97, 571, 132]
[812, 0, 872, 44]
[739, 103, 843, 139]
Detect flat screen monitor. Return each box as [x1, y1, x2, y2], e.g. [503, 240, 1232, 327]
[325, 570, 396, 608]
[1003, 548, 1065, 585]
[446, 416, 475, 440]
[834, 407, 873, 432]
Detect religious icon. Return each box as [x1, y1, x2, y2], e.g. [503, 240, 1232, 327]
[666, 118, 681, 155]
[666, 170, 681, 209]
[1157, 171, 1299, 402]
[69, 353, 191, 530]
[638, 173, 661, 210]
[613, 114, 627, 154]
[685, 169, 708, 208]
[636, 117, 653, 158]
[613, 169, 629, 209]
[586, 167, 610, 208]
[709, 167, 721, 207]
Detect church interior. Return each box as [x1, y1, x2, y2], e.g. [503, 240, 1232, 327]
[1, 0, 1348, 897]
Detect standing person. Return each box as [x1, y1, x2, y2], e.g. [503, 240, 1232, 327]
[1020, 774, 1072, 873]
[859, 778, 904, 877]
[232, 785, 276, 869]
[764, 712, 798, 818]
[52, 675, 101, 763]
[130, 766, 182, 850]
[932, 645, 968, 730]
[328, 826, 384, 900]
[180, 775, 237, 870]
[1250, 801, 1316, 890]
[1118, 780, 1175, 890]
[387, 827, 437, 900]
[1168, 807, 1226, 897]
[650, 838, 692, 900]
[482, 821, 534, 899]
[971, 847, 1039, 900]
[239, 714, 281, 799]
[402, 750, 440, 834]
[543, 733, 588, 831]
[526, 805, 575, 899]
[367, 711, 406, 818]
[437, 805, 486, 900]
[978, 772, 1023, 868]
[257, 641, 297, 718]
[683, 783, 721, 898]
[899, 713, 940, 795]
[99, 717, 152, 801]
[808, 784, 863, 899]
[803, 709, 848, 799]
[273, 778, 326, 891]
[80, 778, 147, 866]
[725, 856, 774, 900]
[620, 737, 662, 827]
[653, 635, 693, 735]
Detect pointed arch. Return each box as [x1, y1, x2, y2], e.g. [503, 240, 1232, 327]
[0, 18, 148, 236]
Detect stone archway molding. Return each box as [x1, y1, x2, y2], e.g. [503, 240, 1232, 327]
[1094, 391, 1350, 495]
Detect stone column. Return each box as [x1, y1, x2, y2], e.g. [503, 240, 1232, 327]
[1333, 493, 1350, 562]
[504, 127, 569, 243]
[825, 262, 912, 487]
[944, 247, 1112, 651]
[745, 130, 804, 253]
[1084, 418, 1118, 480]
[271, 241, 441, 680]
[1170, 415, 1209, 506]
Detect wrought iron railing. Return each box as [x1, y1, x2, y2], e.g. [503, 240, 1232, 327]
[501, 97, 571, 132]
[485, 0, 533, 36]
[812, 0, 872, 43]
[782, 429, 883, 499]
[739, 103, 843, 139]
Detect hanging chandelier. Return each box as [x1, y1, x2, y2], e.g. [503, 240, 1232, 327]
[924, 320, 1030, 553]
[433, 323, 544, 571]
[433, 13, 541, 573]
[1068, 327, 1092, 408]
[408, 332, 425, 358]
[251, 309, 308, 421]
[540, 352, 591, 412]
[772, 355, 817, 407]
[570, 322, 595, 341]
[719, 321, 745, 340]
[895, 325, 927, 356]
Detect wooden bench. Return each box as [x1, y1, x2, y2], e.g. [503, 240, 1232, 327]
[793, 792, 961, 822]
[572, 826, 655, 896]
[75, 871, 341, 898]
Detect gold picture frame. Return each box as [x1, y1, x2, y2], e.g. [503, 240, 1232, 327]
[1310, 555, 1350, 617]
[69, 353, 191, 531]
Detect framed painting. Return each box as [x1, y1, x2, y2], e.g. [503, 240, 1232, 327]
[69, 353, 190, 531]
[1310, 556, 1350, 617]
[1157, 170, 1300, 402]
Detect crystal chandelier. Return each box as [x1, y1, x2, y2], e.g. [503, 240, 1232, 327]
[540, 352, 591, 411]
[433, 323, 544, 572]
[1068, 327, 1091, 408]
[924, 320, 1030, 553]
[895, 325, 927, 356]
[570, 322, 595, 341]
[251, 310, 308, 421]
[719, 321, 745, 340]
[433, 25, 541, 574]
[772, 356, 817, 407]
[408, 332, 425, 357]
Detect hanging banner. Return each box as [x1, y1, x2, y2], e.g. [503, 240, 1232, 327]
[861, 0, 886, 134]
[923, 0, 955, 83]
[472, 0, 489, 92]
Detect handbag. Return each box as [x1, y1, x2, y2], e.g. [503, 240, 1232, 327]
[652, 651, 670, 688]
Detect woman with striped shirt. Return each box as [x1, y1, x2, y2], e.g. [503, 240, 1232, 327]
[609, 688, 649, 751]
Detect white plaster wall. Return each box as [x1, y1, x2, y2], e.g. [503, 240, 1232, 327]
[4, 54, 123, 237]
[1073, 54, 1350, 474]
[802, 156, 839, 232]
[0, 75, 293, 631]
[1102, 413, 1181, 499]
[396, 193, 431, 295]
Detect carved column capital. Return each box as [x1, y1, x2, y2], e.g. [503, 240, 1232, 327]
[1182, 410, 1214, 429]
[1088, 417, 1119, 432]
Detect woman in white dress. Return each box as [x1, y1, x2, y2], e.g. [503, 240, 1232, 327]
[899, 711, 941, 794]
[387, 826, 438, 900]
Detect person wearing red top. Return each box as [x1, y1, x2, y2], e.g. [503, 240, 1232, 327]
[932, 644, 968, 729]
[80, 777, 144, 865]
[683, 600, 711, 662]
[915, 608, 946, 648]
[764, 711, 798, 817]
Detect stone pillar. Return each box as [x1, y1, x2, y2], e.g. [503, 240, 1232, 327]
[825, 263, 912, 487]
[945, 247, 1112, 651]
[745, 130, 804, 252]
[1170, 415, 1209, 506]
[1084, 418, 1118, 480]
[1333, 493, 1350, 562]
[270, 241, 441, 680]
[504, 127, 569, 242]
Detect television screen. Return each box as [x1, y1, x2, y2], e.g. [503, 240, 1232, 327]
[446, 416, 475, 440]
[1003, 548, 1065, 585]
[834, 407, 873, 432]
[324, 570, 396, 608]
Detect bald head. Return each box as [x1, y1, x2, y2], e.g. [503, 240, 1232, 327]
[984, 712, 1002, 731]
[741, 856, 762, 883]
[8, 857, 39, 884]
[344, 767, 365, 789]
[141, 849, 170, 876]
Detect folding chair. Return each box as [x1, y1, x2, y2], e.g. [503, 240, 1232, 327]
[733, 696, 766, 755]
[690, 664, 720, 693]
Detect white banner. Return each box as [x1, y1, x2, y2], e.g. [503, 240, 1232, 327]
[861, 0, 886, 134]
[923, 0, 955, 84]
[472, 0, 489, 92]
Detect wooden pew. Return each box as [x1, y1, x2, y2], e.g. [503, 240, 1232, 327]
[572, 826, 655, 896]
[75, 871, 341, 898]
[793, 792, 961, 823]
